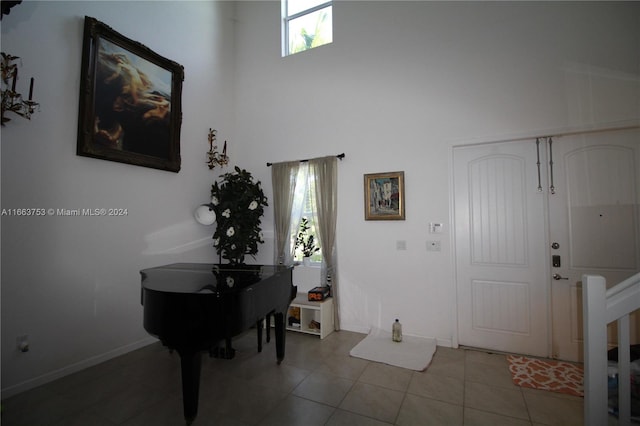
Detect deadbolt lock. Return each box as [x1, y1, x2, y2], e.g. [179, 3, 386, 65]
[551, 242, 560, 249]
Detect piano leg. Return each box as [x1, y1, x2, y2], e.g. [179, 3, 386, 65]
[177, 347, 202, 425]
[257, 319, 264, 352]
[209, 338, 235, 359]
[266, 312, 272, 342]
[257, 312, 274, 353]
[273, 312, 286, 364]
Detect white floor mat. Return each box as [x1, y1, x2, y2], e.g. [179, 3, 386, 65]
[349, 328, 437, 371]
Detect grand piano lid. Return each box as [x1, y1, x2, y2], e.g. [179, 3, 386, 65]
[140, 263, 292, 294]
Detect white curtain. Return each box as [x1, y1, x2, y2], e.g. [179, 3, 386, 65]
[271, 161, 308, 265]
[272, 156, 340, 330]
[309, 156, 340, 330]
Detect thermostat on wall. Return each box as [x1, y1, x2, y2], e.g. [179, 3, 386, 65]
[429, 223, 443, 233]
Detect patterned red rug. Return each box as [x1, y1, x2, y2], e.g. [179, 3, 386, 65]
[507, 355, 584, 397]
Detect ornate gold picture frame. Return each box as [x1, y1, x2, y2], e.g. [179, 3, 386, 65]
[364, 171, 405, 220]
[77, 16, 184, 172]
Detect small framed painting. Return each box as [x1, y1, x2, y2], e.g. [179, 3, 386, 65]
[364, 171, 405, 220]
[77, 16, 184, 172]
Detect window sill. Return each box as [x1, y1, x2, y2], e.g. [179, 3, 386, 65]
[294, 261, 321, 268]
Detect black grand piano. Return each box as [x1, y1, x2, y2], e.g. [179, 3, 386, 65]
[141, 263, 295, 424]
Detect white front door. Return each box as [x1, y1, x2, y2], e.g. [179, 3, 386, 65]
[453, 141, 550, 357]
[454, 128, 640, 360]
[548, 128, 640, 361]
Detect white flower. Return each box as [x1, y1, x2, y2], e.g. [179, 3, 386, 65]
[226, 276, 235, 287]
[222, 209, 231, 218]
[213, 237, 220, 246]
[211, 196, 219, 206]
[248, 201, 258, 210]
[226, 227, 235, 237]
[231, 244, 236, 250]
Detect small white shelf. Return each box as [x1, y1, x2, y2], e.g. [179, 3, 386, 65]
[287, 292, 334, 339]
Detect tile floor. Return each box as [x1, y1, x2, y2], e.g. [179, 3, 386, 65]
[1, 330, 586, 425]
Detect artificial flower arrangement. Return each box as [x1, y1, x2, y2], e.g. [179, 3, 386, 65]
[210, 166, 268, 265]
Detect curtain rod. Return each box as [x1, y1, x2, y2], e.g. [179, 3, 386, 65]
[266, 153, 345, 167]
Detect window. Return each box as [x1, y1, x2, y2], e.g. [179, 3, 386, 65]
[282, 0, 333, 56]
[292, 167, 322, 263]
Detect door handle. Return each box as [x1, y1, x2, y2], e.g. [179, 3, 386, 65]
[552, 273, 569, 281]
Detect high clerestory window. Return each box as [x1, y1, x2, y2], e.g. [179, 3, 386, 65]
[282, 0, 333, 56]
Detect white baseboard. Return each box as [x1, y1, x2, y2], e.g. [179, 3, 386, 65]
[339, 323, 453, 349]
[338, 323, 371, 335]
[434, 337, 453, 348]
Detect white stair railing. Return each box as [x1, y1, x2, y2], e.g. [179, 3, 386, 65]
[583, 273, 640, 426]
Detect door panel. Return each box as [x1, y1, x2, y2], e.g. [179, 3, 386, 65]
[454, 142, 549, 357]
[549, 129, 640, 361]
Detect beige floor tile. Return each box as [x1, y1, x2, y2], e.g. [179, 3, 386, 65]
[465, 359, 518, 389]
[520, 386, 583, 402]
[1, 387, 82, 426]
[89, 380, 170, 424]
[395, 393, 464, 425]
[358, 362, 413, 392]
[201, 377, 289, 425]
[1, 332, 588, 426]
[465, 381, 529, 420]
[247, 362, 311, 394]
[433, 346, 466, 361]
[120, 393, 189, 426]
[257, 394, 335, 426]
[340, 382, 405, 423]
[523, 390, 584, 426]
[422, 353, 465, 380]
[325, 409, 394, 425]
[50, 408, 125, 426]
[282, 341, 331, 371]
[317, 353, 370, 380]
[464, 407, 533, 426]
[292, 370, 355, 407]
[407, 372, 464, 405]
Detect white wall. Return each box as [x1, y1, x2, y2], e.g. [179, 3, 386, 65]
[1, 1, 237, 395]
[1, 0, 638, 397]
[231, 1, 639, 339]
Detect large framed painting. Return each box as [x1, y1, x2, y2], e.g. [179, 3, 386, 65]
[77, 16, 184, 172]
[364, 171, 405, 220]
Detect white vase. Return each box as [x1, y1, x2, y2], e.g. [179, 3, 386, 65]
[302, 257, 311, 266]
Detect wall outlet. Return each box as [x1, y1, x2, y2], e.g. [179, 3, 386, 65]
[16, 335, 29, 352]
[427, 240, 441, 251]
[396, 240, 407, 250]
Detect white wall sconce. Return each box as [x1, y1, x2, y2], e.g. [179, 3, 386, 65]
[194, 203, 216, 225]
